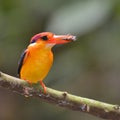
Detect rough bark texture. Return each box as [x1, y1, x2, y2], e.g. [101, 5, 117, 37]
[0, 71, 120, 120]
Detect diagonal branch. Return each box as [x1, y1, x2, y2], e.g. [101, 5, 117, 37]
[0, 71, 120, 120]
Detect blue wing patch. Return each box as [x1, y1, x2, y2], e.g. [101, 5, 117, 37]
[18, 50, 27, 77]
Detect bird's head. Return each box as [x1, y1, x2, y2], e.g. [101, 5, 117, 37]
[29, 32, 76, 48]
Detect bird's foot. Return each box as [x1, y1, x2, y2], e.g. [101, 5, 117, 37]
[40, 81, 47, 94]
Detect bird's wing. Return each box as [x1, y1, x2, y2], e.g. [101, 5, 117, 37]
[18, 49, 29, 77]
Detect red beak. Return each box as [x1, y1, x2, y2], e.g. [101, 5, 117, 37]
[50, 34, 76, 44]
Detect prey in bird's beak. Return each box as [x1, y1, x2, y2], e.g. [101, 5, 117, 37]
[50, 34, 76, 44]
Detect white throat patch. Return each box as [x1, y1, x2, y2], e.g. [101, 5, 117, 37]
[29, 42, 37, 47]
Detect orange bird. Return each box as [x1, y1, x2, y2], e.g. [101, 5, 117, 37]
[18, 32, 76, 93]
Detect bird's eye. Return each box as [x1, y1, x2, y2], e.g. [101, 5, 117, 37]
[41, 36, 48, 41]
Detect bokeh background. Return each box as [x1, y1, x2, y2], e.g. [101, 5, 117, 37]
[0, 0, 120, 120]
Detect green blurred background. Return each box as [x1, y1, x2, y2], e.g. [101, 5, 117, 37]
[0, 0, 120, 120]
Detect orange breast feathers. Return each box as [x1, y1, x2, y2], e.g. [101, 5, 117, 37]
[20, 42, 53, 83]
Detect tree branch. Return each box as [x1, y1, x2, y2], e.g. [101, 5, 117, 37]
[0, 71, 120, 120]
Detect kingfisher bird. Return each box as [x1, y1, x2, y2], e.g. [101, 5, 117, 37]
[18, 32, 76, 93]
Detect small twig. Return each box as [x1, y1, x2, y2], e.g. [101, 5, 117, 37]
[0, 71, 120, 120]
